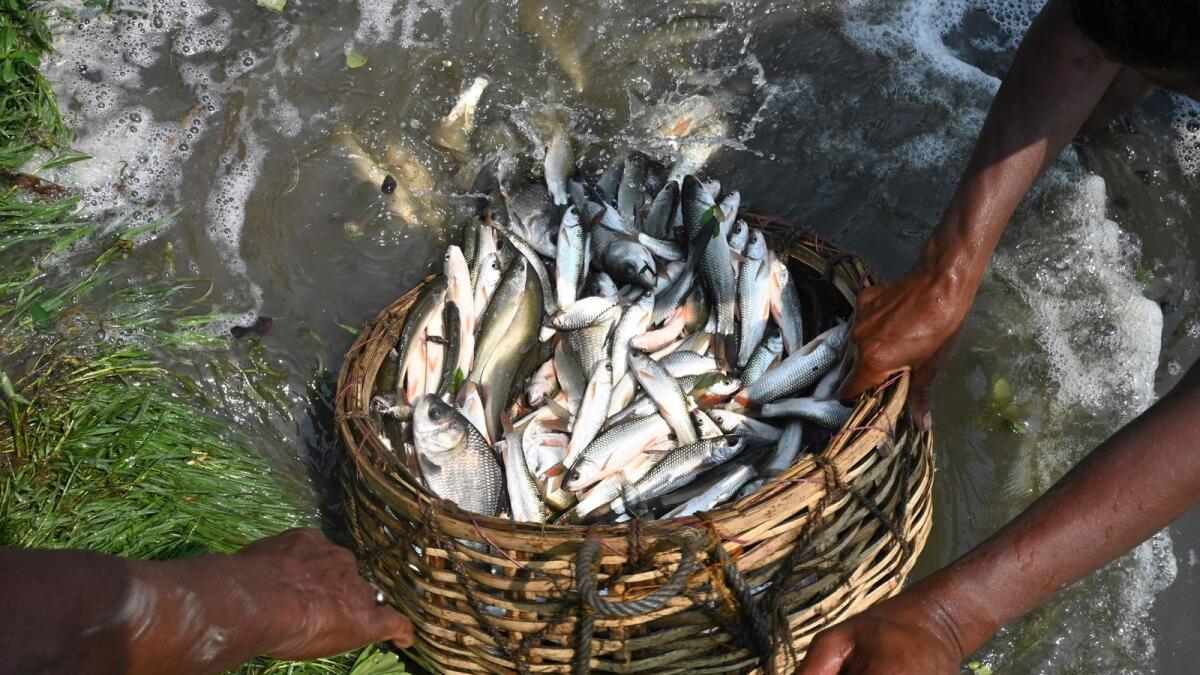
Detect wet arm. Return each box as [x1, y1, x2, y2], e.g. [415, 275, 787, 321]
[0, 529, 413, 675]
[916, 0, 1120, 307]
[898, 363, 1200, 660]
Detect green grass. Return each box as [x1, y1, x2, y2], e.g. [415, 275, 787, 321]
[0, 2, 402, 673]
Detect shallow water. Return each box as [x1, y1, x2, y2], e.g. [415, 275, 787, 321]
[39, 0, 1200, 671]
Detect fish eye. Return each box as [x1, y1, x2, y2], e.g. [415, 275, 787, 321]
[603, 362, 612, 371]
[491, 259, 501, 270]
[381, 174, 397, 194]
[443, 253, 451, 261]
[569, 470, 581, 483]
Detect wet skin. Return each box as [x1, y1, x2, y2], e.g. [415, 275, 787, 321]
[811, 0, 1200, 672]
[0, 529, 413, 675]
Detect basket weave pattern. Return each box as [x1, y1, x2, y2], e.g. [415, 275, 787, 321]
[336, 217, 934, 674]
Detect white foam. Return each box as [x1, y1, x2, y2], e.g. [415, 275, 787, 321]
[1170, 93, 1200, 177]
[354, 0, 451, 47]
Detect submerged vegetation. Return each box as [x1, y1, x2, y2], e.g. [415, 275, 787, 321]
[0, 3, 397, 673]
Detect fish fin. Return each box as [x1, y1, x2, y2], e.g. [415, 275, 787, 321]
[543, 397, 573, 420]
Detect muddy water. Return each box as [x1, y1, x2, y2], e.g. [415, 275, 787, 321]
[40, 0, 1200, 671]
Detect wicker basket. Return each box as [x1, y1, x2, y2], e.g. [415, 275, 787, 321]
[336, 215, 934, 674]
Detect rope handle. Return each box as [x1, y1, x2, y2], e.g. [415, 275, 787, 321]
[574, 533, 703, 617]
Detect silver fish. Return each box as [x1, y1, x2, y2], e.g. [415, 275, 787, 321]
[708, 409, 783, 446]
[412, 395, 503, 516]
[444, 246, 476, 382]
[759, 397, 854, 429]
[608, 292, 654, 384]
[568, 305, 620, 376]
[526, 358, 558, 407]
[432, 77, 489, 163]
[741, 329, 783, 387]
[682, 176, 736, 336]
[492, 223, 558, 316]
[629, 351, 698, 445]
[643, 181, 679, 240]
[549, 296, 619, 330]
[554, 338, 588, 414]
[618, 153, 647, 231]
[568, 455, 655, 522]
[727, 218, 749, 255]
[743, 324, 848, 405]
[564, 413, 672, 492]
[455, 380, 489, 443]
[611, 436, 745, 515]
[470, 258, 544, 441]
[395, 277, 447, 404]
[555, 206, 586, 308]
[637, 231, 686, 260]
[584, 271, 619, 299]
[564, 358, 614, 467]
[668, 464, 756, 518]
[544, 131, 572, 206]
[503, 430, 552, 523]
[768, 252, 806, 353]
[592, 225, 657, 289]
[736, 229, 771, 368]
[597, 155, 623, 201]
[763, 422, 803, 478]
[472, 251, 503, 325]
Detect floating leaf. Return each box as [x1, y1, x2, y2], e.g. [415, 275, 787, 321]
[346, 50, 368, 69]
[29, 302, 53, 330]
[256, 0, 286, 10]
[990, 376, 1013, 406]
[967, 662, 993, 675]
[337, 322, 360, 335]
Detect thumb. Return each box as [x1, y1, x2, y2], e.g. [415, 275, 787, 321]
[835, 343, 874, 403]
[907, 362, 935, 431]
[797, 630, 855, 675]
[371, 606, 415, 648]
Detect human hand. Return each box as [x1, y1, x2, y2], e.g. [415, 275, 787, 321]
[796, 591, 966, 675]
[837, 267, 970, 428]
[232, 528, 414, 660]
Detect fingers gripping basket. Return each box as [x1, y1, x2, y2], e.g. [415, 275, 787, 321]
[336, 216, 934, 674]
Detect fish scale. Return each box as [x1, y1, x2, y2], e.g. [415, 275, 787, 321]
[413, 395, 504, 516]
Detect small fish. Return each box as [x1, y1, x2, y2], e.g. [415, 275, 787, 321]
[544, 131, 573, 206]
[743, 324, 848, 405]
[470, 259, 545, 441]
[568, 305, 620, 376]
[412, 395, 503, 516]
[727, 219, 749, 255]
[762, 422, 803, 478]
[682, 176, 736, 336]
[618, 153, 647, 231]
[608, 292, 654, 383]
[491, 222, 559, 316]
[741, 329, 783, 387]
[667, 464, 756, 518]
[555, 206, 587, 308]
[395, 277, 448, 404]
[759, 397, 854, 429]
[567, 455, 654, 522]
[597, 156, 623, 206]
[434, 302, 463, 398]
[592, 225, 657, 289]
[472, 252, 503, 325]
[503, 430, 552, 523]
[564, 413, 673, 492]
[636, 15, 729, 51]
[768, 252, 806, 353]
[432, 77, 489, 163]
[611, 436, 745, 516]
[584, 271, 619, 300]
[554, 339, 588, 414]
[708, 409, 783, 446]
[444, 246, 476, 381]
[526, 358, 558, 407]
[643, 181, 679, 240]
[564, 358, 614, 468]
[629, 351, 699, 445]
[550, 296, 620, 330]
[736, 229, 771, 368]
[629, 305, 687, 353]
[455, 380, 489, 442]
[637, 231, 686, 260]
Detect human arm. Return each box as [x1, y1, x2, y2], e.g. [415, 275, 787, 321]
[0, 528, 413, 675]
[799, 362, 1200, 674]
[838, 0, 1125, 424]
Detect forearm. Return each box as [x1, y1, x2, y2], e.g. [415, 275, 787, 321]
[920, 0, 1120, 305]
[0, 549, 273, 675]
[919, 364, 1200, 658]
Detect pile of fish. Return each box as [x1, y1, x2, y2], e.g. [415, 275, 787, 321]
[371, 142, 854, 524]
